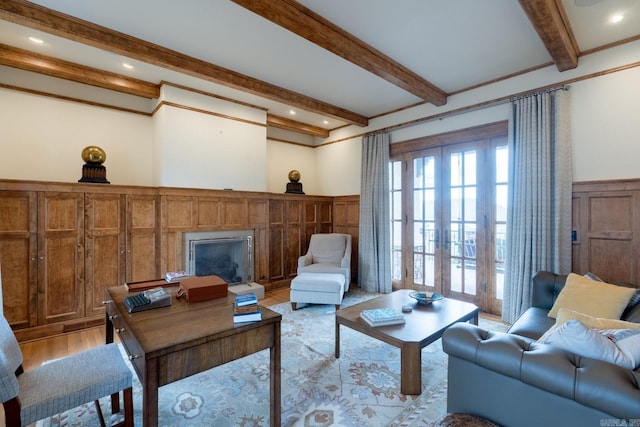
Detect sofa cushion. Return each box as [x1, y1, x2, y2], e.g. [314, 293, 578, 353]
[540, 319, 640, 369]
[508, 307, 556, 340]
[548, 273, 635, 319]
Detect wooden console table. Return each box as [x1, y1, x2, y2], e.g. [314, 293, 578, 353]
[104, 286, 281, 427]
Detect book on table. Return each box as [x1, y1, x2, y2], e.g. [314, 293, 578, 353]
[233, 304, 262, 323]
[235, 292, 259, 307]
[233, 292, 262, 323]
[360, 307, 406, 327]
[164, 271, 190, 283]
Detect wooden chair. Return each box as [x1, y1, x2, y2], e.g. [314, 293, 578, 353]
[0, 314, 133, 427]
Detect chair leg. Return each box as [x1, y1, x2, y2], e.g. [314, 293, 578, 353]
[3, 398, 22, 427]
[335, 304, 341, 311]
[291, 302, 297, 310]
[111, 392, 121, 413]
[113, 387, 134, 427]
[94, 399, 107, 427]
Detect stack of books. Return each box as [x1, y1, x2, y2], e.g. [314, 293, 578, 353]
[360, 307, 406, 327]
[165, 271, 190, 283]
[233, 292, 262, 323]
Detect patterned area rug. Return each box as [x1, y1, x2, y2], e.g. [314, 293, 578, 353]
[37, 289, 507, 427]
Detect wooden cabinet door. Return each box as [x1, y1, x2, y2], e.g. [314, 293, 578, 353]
[37, 192, 84, 324]
[285, 200, 303, 280]
[0, 191, 37, 329]
[126, 195, 160, 282]
[85, 193, 125, 316]
[268, 200, 285, 282]
[248, 199, 268, 284]
[303, 200, 333, 253]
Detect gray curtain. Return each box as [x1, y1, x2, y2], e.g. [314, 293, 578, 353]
[358, 132, 392, 293]
[503, 88, 572, 323]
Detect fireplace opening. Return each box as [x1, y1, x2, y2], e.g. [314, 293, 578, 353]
[183, 230, 254, 285]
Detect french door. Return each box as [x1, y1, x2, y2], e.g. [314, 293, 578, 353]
[390, 135, 507, 314]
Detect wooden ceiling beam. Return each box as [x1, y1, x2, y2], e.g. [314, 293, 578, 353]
[231, 0, 448, 106]
[0, 0, 369, 127]
[518, 0, 579, 71]
[267, 114, 329, 138]
[0, 43, 160, 98]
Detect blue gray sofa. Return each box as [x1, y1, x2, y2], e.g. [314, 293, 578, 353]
[442, 271, 640, 426]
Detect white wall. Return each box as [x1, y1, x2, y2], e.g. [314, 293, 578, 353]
[1, 40, 639, 195]
[314, 40, 640, 195]
[570, 66, 640, 182]
[0, 87, 153, 186]
[153, 85, 268, 191]
[266, 140, 317, 194]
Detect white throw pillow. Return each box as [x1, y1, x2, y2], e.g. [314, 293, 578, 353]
[540, 319, 640, 369]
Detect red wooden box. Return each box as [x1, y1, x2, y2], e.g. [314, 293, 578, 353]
[177, 275, 228, 303]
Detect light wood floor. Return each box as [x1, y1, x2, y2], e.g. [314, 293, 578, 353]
[18, 287, 504, 371]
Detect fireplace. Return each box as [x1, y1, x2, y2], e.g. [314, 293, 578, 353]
[183, 230, 254, 285]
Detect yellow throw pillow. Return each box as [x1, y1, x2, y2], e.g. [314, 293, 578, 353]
[548, 273, 636, 319]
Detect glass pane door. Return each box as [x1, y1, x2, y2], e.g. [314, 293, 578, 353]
[412, 155, 437, 289]
[445, 147, 479, 300]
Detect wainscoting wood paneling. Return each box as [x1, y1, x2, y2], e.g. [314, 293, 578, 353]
[0, 179, 356, 341]
[333, 195, 360, 284]
[572, 179, 640, 284]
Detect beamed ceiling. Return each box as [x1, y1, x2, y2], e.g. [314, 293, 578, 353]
[0, 0, 638, 141]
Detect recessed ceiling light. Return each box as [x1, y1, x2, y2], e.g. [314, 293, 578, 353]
[28, 36, 44, 44]
[289, 110, 296, 115]
[610, 13, 624, 24]
[323, 120, 329, 125]
[122, 62, 135, 69]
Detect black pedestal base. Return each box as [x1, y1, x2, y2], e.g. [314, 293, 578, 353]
[79, 164, 110, 184]
[285, 182, 304, 194]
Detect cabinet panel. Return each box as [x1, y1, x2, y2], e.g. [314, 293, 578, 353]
[166, 196, 194, 229]
[38, 192, 84, 324]
[222, 200, 247, 229]
[248, 200, 267, 226]
[268, 200, 285, 282]
[0, 191, 37, 329]
[572, 181, 640, 284]
[285, 200, 303, 280]
[197, 198, 221, 228]
[85, 193, 125, 316]
[126, 195, 160, 282]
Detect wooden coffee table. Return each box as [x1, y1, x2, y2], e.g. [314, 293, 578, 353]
[335, 289, 478, 395]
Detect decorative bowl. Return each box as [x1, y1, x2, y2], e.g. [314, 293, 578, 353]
[409, 291, 443, 305]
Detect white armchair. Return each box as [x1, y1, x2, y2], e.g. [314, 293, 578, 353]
[297, 233, 352, 290]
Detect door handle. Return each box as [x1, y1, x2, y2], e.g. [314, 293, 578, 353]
[444, 229, 450, 250]
[434, 229, 440, 249]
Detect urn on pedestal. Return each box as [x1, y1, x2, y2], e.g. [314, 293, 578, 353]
[78, 146, 110, 184]
[285, 169, 304, 194]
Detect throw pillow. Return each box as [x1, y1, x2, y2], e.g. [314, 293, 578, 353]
[555, 308, 640, 330]
[537, 309, 640, 343]
[547, 273, 636, 319]
[540, 319, 640, 369]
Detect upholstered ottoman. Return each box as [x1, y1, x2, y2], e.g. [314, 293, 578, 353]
[290, 272, 345, 310]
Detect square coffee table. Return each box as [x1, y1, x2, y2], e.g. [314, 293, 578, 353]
[335, 289, 478, 395]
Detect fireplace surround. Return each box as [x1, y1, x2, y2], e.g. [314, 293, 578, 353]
[183, 230, 254, 285]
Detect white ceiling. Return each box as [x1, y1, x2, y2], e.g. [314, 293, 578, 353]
[0, 0, 638, 136]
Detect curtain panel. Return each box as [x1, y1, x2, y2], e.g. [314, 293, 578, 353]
[503, 89, 572, 323]
[358, 132, 392, 293]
